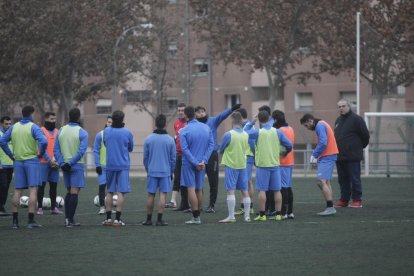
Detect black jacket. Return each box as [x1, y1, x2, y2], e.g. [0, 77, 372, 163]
[334, 111, 370, 161]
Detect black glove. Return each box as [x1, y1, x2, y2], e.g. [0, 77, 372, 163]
[96, 166, 102, 175]
[231, 103, 242, 111]
[61, 163, 71, 172]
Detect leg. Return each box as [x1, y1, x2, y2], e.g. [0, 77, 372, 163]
[143, 193, 155, 225]
[316, 179, 336, 216]
[37, 182, 46, 210]
[280, 188, 288, 215]
[158, 192, 166, 215]
[287, 187, 294, 215]
[11, 189, 23, 227]
[99, 184, 106, 207]
[258, 191, 266, 214]
[68, 187, 80, 224]
[349, 161, 362, 201]
[241, 190, 251, 220]
[49, 181, 57, 209]
[336, 161, 351, 202]
[206, 151, 219, 209]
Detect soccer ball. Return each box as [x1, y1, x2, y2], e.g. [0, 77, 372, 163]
[20, 196, 29, 208]
[112, 195, 118, 207]
[93, 195, 100, 207]
[42, 197, 51, 209]
[56, 196, 64, 207]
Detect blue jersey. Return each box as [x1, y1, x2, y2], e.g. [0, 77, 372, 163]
[180, 119, 214, 167]
[103, 127, 134, 171]
[205, 108, 232, 151]
[143, 131, 176, 177]
[314, 122, 337, 161]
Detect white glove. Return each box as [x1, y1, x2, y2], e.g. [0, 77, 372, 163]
[310, 155, 318, 164]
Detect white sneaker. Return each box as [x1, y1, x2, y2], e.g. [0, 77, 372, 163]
[219, 217, 236, 223]
[287, 213, 295, 219]
[98, 207, 105, 215]
[317, 207, 336, 216]
[113, 220, 125, 226]
[244, 216, 251, 222]
[37, 208, 43, 215]
[185, 217, 201, 225]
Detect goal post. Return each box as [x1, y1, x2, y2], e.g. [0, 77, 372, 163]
[364, 112, 414, 176]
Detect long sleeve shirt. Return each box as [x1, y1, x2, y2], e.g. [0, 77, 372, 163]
[180, 119, 214, 167]
[54, 123, 88, 167]
[143, 131, 176, 177]
[93, 131, 104, 168]
[205, 108, 232, 151]
[103, 127, 134, 171]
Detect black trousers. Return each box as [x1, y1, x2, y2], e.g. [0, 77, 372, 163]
[0, 168, 14, 210]
[174, 155, 189, 209]
[206, 151, 219, 207]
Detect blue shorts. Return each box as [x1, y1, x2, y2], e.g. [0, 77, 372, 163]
[63, 166, 85, 189]
[180, 165, 205, 190]
[14, 159, 41, 189]
[255, 166, 281, 191]
[246, 156, 254, 181]
[107, 170, 130, 193]
[224, 166, 247, 191]
[97, 167, 107, 185]
[147, 176, 172, 194]
[280, 166, 293, 188]
[40, 163, 59, 183]
[317, 159, 335, 180]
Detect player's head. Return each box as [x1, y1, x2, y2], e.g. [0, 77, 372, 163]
[272, 110, 287, 128]
[106, 116, 112, 128]
[237, 108, 248, 120]
[0, 116, 12, 131]
[44, 112, 56, 123]
[195, 106, 207, 119]
[22, 106, 35, 118]
[231, 111, 243, 127]
[68, 108, 81, 123]
[155, 114, 167, 129]
[338, 99, 352, 115]
[258, 110, 269, 124]
[258, 105, 271, 116]
[177, 103, 186, 119]
[300, 113, 315, 130]
[111, 110, 125, 128]
[184, 106, 195, 121]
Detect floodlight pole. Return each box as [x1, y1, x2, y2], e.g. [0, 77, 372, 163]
[356, 12, 361, 115]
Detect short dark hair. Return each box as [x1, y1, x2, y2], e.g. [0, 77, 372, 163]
[258, 105, 271, 115]
[107, 115, 112, 119]
[112, 110, 124, 123]
[22, 106, 35, 117]
[155, 114, 166, 129]
[177, 103, 186, 108]
[300, 113, 314, 124]
[69, 108, 81, 123]
[237, 108, 247, 119]
[272, 110, 287, 128]
[258, 110, 269, 123]
[194, 106, 206, 113]
[231, 111, 243, 125]
[44, 112, 56, 119]
[184, 106, 195, 120]
[0, 116, 11, 123]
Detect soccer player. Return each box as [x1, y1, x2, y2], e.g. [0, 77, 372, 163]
[219, 111, 251, 223]
[245, 111, 292, 222]
[272, 110, 295, 219]
[300, 113, 338, 216]
[101, 110, 133, 227]
[0, 116, 14, 216]
[180, 106, 214, 224]
[234, 108, 255, 217]
[37, 112, 63, 215]
[54, 108, 88, 227]
[0, 106, 47, 229]
[165, 103, 190, 212]
[93, 115, 112, 215]
[195, 103, 241, 213]
[142, 114, 176, 226]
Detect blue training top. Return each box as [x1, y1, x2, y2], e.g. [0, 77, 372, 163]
[103, 127, 134, 171]
[143, 131, 176, 177]
[205, 108, 232, 151]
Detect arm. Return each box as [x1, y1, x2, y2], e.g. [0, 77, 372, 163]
[358, 116, 370, 148]
[313, 123, 328, 158]
[0, 126, 14, 159]
[93, 132, 102, 167]
[54, 130, 64, 165]
[143, 139, 149, 172]
[180, 130, 198, 167]
[170, 141, 176, 176]
[32, 125, 47, 157]
[203, 130, 215, 163]
[211, 108, 233, 128]
[277, 129, 292, 153]
[219, 132, 231, 154]
[128, 131, 134, 152]
[246, 128, 259, 141]
[67, 128, 88, 166]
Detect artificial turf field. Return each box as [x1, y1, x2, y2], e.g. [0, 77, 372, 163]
[0, 176, 413, 275]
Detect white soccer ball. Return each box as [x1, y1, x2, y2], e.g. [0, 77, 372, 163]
[42, 197, 51, 209]
[112, 195, 118, 207]
[94, 195, 100, 207]
[56, 196, 65, 207]
[20, 196, 29, 208]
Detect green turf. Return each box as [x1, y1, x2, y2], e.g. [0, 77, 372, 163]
[1, 177, 413, 275]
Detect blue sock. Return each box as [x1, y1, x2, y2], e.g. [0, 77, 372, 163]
[64, 193, 71, 219]
[69, 194, 78, 223]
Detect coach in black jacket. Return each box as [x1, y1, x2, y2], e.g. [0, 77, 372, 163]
[334, 99, 370, 208]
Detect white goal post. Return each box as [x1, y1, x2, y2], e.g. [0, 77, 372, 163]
[364, 112, 414, 176]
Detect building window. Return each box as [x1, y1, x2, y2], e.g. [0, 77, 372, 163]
[339, 91, 357, 110]
[192, 58, 209, 77]
[295, 92, 313, 111]
[163, 97, 178, 115]
[96, 99, 112, 114]
[125, 90, 152, 103]
[167, 42, 178, 59]
[225, 94, 240, 109]
[397, 86, 406, 96]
